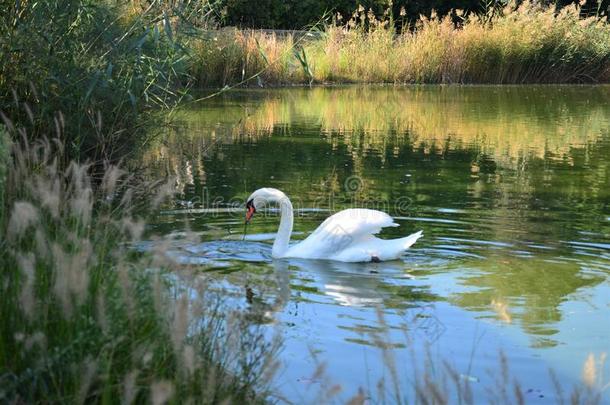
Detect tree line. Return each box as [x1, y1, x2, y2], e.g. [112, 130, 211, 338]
[215, 0, 609, 29]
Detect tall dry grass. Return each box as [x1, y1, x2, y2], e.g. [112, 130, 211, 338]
[190, 29, 307, 87]
[0, 129, 278, 403]
[189, 1, 610, 86]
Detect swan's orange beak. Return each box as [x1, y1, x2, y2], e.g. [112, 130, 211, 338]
[245, 200, 256, 223]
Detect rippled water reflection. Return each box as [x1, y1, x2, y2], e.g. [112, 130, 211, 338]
[144, 86, 610, 403]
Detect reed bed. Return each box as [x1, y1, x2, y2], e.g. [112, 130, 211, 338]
[190, 1, 610, 86]
[0, 0, 197, 163]
[0, 129, 278, 403]
[190, 29, 304, 87]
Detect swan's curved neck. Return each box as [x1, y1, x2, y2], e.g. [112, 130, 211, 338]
[272, 194, 293, 258]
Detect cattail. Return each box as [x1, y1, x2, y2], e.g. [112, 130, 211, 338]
[121, 216, 145, 241]
[182, 344, 195, 376]
[117, 262, 135, 320]
[101, 165, 124, 200]
[68, 240, 93, 307]
[35, 229, 49, 259]
[96, 291, 109, 335]
[25, 331, 46, 352]
[34, 175, 61, 218]
[152, 273, 165, 317]
[152, 179, 176, 209]
[52, 243, 72, 317]
[77, 357, 98, 405]
[171, 295, 189, 357]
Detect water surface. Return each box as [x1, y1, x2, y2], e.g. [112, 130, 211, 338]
[145, 86, 610, 403]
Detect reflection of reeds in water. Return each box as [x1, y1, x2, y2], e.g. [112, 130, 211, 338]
[219, 86, 610, 167]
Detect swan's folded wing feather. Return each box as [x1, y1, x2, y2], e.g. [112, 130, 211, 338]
[285, 209, 398, 259]
[312, 209, 397, 237]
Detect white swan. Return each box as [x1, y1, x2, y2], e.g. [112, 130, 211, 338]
[245, 188, 423, 262]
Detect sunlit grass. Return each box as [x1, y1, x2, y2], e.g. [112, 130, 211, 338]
[189, 1, 610, 87]
[189, 29, 305, 87]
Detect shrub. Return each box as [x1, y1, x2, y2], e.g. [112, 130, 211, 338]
[0, 0, 192, 163]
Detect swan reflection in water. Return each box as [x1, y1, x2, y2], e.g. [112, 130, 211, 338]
[273, 258, 421, 308]
[138, 236, 443, 358]
[139, 238, 431, 315]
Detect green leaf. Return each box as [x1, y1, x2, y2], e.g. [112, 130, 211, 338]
[84, 70, 101, 104]
[255, 38, 269, 65]
[164, 11, 173, 43]
[105, 62, 113, 78]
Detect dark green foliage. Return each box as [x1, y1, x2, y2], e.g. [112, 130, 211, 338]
[217, 0, 609, 29]
[0, 126, 8, 210]
[0, 0, 191, 163]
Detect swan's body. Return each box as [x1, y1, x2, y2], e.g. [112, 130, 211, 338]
[245, 188, 422, 262]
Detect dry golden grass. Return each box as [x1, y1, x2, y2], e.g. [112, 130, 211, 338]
[190, 29, 306, 87]
[189, 1, 610, 86]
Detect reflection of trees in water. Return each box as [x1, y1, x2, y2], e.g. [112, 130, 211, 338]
[186, 86, 610, 167]
[149, 86, 610, 209]
[450, 255, 605, 348]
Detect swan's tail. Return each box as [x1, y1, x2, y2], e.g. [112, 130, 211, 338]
[400, 230, 423, 250]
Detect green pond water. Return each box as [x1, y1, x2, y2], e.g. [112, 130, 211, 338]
[146, 86, 610, 403]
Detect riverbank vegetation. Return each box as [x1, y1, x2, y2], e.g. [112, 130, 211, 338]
[190, 1, 610, 86]
[0, 132, 278, 403]
[0, 1, 200, 163]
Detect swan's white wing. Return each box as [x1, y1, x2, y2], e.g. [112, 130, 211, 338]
[285, 209, 398, 259]
[314, 208, 398, 238]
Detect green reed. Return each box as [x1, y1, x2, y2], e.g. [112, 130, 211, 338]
[0, 0, 199, 163]
[0, 132, 278, 403]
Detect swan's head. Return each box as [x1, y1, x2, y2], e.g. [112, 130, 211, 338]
[245, 188, 287, 223]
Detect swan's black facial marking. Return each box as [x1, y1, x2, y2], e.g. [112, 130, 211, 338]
[245, 199, 256, 223]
